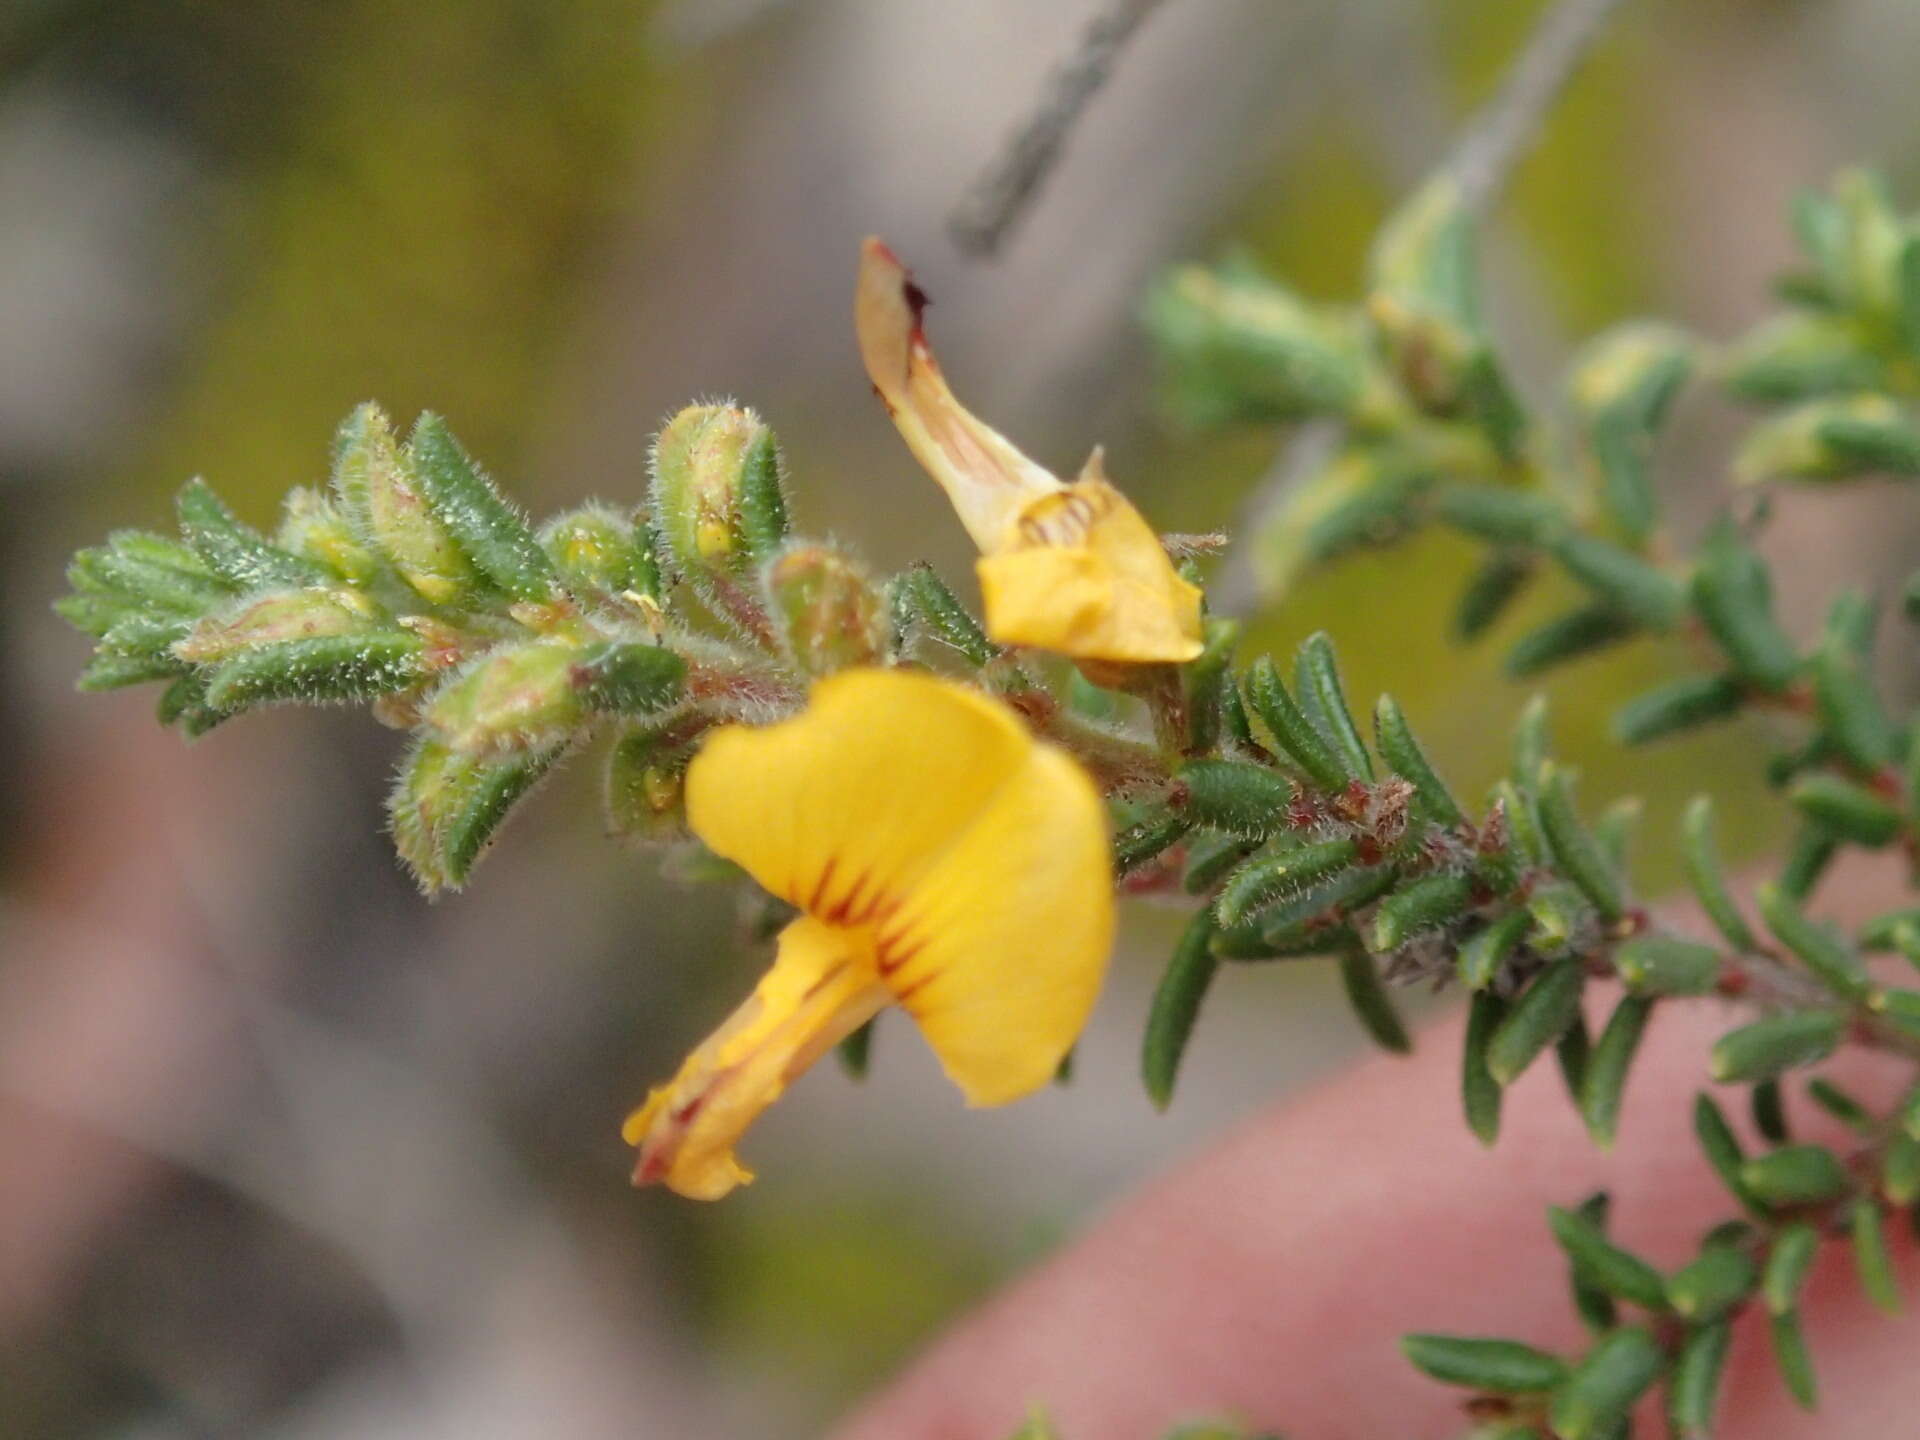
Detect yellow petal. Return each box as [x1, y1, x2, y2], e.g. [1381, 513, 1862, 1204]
[684, 669, 1114, 1106]
[855, 237, 1060, 552]
[624, 915, 888, 1200]
[686, 669, 1031, 920]
[977, 476, 1205, 663]
[857, 240, 1204, 664]
[873, 740, 1113, 1104]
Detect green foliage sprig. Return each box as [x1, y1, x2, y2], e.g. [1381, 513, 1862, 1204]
[1128, 166, 1920, 1437]
[56, 168, 1920, 1440]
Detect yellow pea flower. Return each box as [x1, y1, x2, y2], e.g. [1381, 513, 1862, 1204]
[624, 668, 1114, 1199]
[855, 238, 1204, 664]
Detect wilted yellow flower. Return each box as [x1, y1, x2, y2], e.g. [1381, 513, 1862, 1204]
[625, 668, 1114, 1199]
[856, 238, 1204, 664]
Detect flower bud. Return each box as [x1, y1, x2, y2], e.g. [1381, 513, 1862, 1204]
[424, 639, 686, 756]
[425, 642, 585, 755]
[1570, 322, 1694, 424]
[276, 486, 381, 585]
[1735, 392, 1920, 483]
[1817, 169, 1906, 316]
[1722, 312, 1883, 403]
[539, 504, 655, 598]
[174, 587, 381, 663]
[603, 722, 698, 843]
[1366, 178, 1480, 414]
[390, 736, 560, 893]
[331, 402, 477, 603]
[1141, 263, 1363, 425]
[763, 543, 887, 675]
[649, 403, 790, 583]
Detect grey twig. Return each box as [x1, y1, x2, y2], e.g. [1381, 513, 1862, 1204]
[947, 0, 1172, 258]
[1441, 0, 1637, 217]
[1215, 0, 1635, 615]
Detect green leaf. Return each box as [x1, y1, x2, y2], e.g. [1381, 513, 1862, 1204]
[1668, 1318, 1733, 1438]
[1777, 823, 1840, 902]
[1512, 693, 1551, 786]
[1852, 1196, 1901, 1314]
[1338, 948, 1410, 1054]
[1456, 909, 1530, 991]
[1763, 1223, 1820, 1315]
[1293, 633, 1373, 781]
[1769, 1309, 1818, 1409]
[1709, 1010, 1844, 1083]
[1547, 1326, 1664, 1440]
[1877, 1133, 1920, 1209]
[1567, 1192, 1618, 1333]
[1143, 908, 1221, 1110]
[1215, 839, 1360, 926]
[407, 412, 557, 602]
[1614, 935, 1719, 996]
[204, 632, 427, 711]
[1666, 1246, 1757, 1322]
[1487, 959, 1585, 1085]
[1546, 1207, 1668, 1310]
[1812, 622, 1896, 771]
[1433, 485, 1561, 547]
[1462, 992, 1506, 1147]
[1581, 995, 1652, 1148]
[1741, 1143, 1851, 1206]
[893, 563, 996, 666]
[1114, 809, 1191, 877]
[1373, 695, 1464, 827]
[71, 533, 231, 614]
[1370, 871, 1474, 950]
[1807, 1076, 1874, 1132]
[1592, 796, 1641, 873]
[1551, 533, 1684, 629]
[1556, 1012, 1592, 1103]
[1694, 1093, 1766, 1216]
[1681, 795, 1758, 950]
[1537, 764, 1626, 924]
[1505, 605, 1636, 679]
[1399, 1334, 1568, 1393]
[176, 477, 330, 590]
[1788, 773, 1903, 847]
[1756, 882, 1869, 999]
[1491, 779, 1545, 869]
[1612, 673, 1744, 745]
[1454, 549, 1534, 640]
[1184, 832, 1262, 896]
[1751, 1077, 1790, 1144]
[1258, 865, 1398, 940]
[1524, 881, 1590, 952]
[1688, 525, 1799, 691]
[1179, 760, 1295, 837]
[78, 652, 185, 691]
[1244, 656, 1347, 791]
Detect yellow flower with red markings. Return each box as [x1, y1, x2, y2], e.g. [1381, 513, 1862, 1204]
[624, 668, 1114, 1200]
[855, 238, 1204, 664]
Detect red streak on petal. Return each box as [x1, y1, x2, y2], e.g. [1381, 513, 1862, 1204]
[807, 856, 840, 915]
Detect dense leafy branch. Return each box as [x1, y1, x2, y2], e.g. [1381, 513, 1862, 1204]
[1127, 166, 1920, 1437]
[51, 132, 1920, 1440]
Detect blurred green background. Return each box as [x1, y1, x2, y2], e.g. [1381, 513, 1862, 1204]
[4, 1, 1919, 1435]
